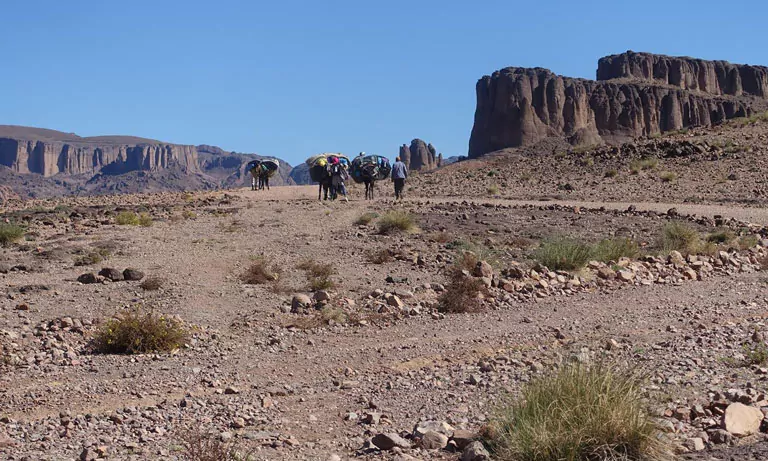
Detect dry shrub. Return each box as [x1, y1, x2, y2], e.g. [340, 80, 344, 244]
[438, 272, 487, 314]
[354, 212, 379, 226]
[241, 256, 281, 284]
[378, 210, 418, 235]
[138, 212, 153, 227]
[93, 306, 187, 354]
[367, 249, 394, 264]
[175, 427, 253, 461]
[140, 276, 164, 291]
[455, 251, 480, 273]
[706, 229, 735, 244]
[427, 231, 452, 244]
[487, 184, 501, 195]
[659, 171, 677, 182]
[739, 234, 760, 250]
[0, 223, 26, 246]
[488, 363, 668, 461]
[182, 210, 198, 220]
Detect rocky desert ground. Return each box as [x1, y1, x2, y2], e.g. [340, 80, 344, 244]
[4, 135, 768, 461]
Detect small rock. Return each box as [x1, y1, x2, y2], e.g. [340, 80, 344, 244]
[99, 267, 124, 281]
[461, 441, 490, 461]
[450, 429, 477, 450]
[224, 386, 240, 395]
[420, 431, 448, 449]
[291, 294, 312, 312]
[723, 402, 763, 436]
[77, 273, 99, 284]
[371, 433, 411, 450]
[684, 437, 705, 451]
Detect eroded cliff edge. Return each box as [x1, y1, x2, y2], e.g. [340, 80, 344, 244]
[468, 51, 768, 158]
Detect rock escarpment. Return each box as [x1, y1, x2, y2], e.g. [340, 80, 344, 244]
[399, 139, 442, 171]
[469, 52, 768, 158]
[0, 126, 199, 177]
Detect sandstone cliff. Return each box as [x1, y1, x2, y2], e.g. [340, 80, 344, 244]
[0, 126, 199, 177]
[468, 52, 768, 158]
[399, 139, 440, 171]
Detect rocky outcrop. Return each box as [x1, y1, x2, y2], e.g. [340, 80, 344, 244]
[0, 126, 199, 177]
[197, 145, 294, 187]
[469, 53, 768, 158]
[399, 139, 440, 171]
[597, 51, 768, 97]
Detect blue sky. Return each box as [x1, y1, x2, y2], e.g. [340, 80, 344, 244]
[2, 0, 766, 166]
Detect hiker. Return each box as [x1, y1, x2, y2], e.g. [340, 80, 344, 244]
[391, 156, 408, 200]
[331, 160, 349, 202]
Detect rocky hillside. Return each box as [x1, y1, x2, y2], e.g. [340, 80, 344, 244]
[469, 51, 768, 158]
[399, 139, 442, 171]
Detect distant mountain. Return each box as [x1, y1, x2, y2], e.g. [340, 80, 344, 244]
[0, 125, 296, 199]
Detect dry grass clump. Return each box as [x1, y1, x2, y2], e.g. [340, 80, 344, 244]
[0, 223, 26, 246]
[487, 363, 667, 461]
[438, 272, 487, 314]
[240, 256, 282, 284]
[367, 249, 394, 264]
[738, 234, 760, 250]
[289, 306, 348, 330]
[487, 184, 501, 195]
[377, 210, 418, 235]
[138, 212, 153, 227]
[658, 222, 701, 255]
[427, 231, 452, 244]
[592, 238, 640, 262]
[297, 259, 336, 291]
[93, 306, 187, 354]
[659, 171, 677, 182]
[354, 212, 379, 226]
[629, 157, 659, 174]
[140, 276, 164, 291]
[534, 238, 593, 271]
[182, 210, 198, 220]
[706, 229, 736, 244]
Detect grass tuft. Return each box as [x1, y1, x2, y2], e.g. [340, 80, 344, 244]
[487, 184, 501, 196]
[534, 238, 593, 271]
[659, 171, 677, 182]
[93, 306, 187, 354]
[706, 229, 735, 244]
[658, 222, 700, 255]
[354, 212, 379, 226]
[116, 211, 140, 225]
[487, 363, 667, 461]
[138, 212, 153, 227]
[592, 238, 640, 262]
[377, 210, 418, 235]
[74, 248, 111, 266]
[0, 223, 26, 246]
[297, 259, 336, 291]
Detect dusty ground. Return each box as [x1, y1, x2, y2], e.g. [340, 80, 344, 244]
[3, 185, 768, 460]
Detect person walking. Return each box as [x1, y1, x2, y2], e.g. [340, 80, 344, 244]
[391, 156, 408, 200]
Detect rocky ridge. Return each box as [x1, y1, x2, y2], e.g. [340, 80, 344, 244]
[469, 51, 768, 158]
[399, 139, 442, 171]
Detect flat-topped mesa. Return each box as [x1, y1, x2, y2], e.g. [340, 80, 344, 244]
[468, 53, 767, 158]
[597, 51, 768, 97]
[0, 126, 199, 177]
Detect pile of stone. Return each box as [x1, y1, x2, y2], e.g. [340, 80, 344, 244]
[366, 421, 488, 460]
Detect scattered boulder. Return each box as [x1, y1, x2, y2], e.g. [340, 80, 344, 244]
[723, 402, 763, 436]
[122, 268, 145, 281]
[77, 273, 99, 284]
[461, 441, 490, 461]
[98, 267, 124, 282]
[420, 431, 448, 449]
[371, 433, 411, 450]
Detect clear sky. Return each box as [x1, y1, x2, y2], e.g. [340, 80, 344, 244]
[2, 0, 766, 166]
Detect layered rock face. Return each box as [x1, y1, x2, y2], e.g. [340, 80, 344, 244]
[469, 52, 768, 158]
[399, 139, 441, 171]
[0, 127, 199, 177]
[597, 51, 768, 97]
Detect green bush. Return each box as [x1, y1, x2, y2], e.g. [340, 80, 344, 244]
[487, 363, 666, 461]
[93, 306, 187, 354]
[378, 210, 418, 234]
[138, 212, 153, 227]
[0, 223, 26, 246]
[534, 238, 593, 271]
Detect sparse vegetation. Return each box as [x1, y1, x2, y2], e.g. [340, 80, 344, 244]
[182, 210, 197, 220]
[138, 212, 153, 227]
[74, 248, 111, 266]
[487, 184, 501, 195]
[116, 211, 140, 225]
[354, 212, 378, 226]
[241, 256, 281, 284]
[630, 157, 659, 174]
[604, 169, 618, 178]
[175, 427, 253, 461]
[297, 259, 336, 291]
[592, 238, 640, 262]
[377, 210, 418, 234]
[0, 223, 26, 246]
[140, 277, 164, 291]
[93, 306, 188, 354]
[659, 171, 677, 182]
[487, 363, 666, 461]
[739, 234, 760, 250]
[438, 272, 487, 314]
